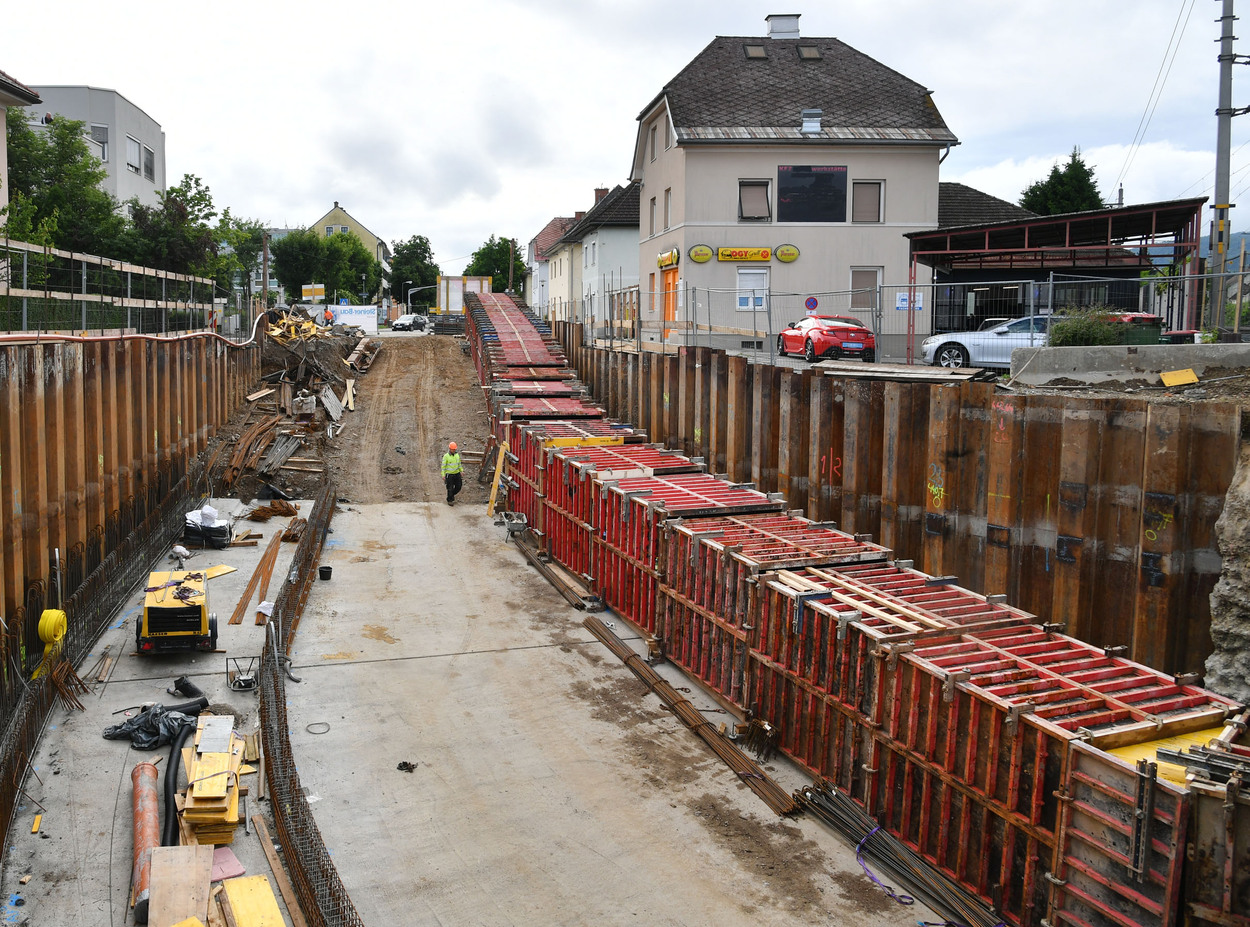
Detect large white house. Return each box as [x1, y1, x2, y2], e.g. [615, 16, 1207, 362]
[544, 183, 641, 329]
[30, 85, 166, 208]
[630, 13, 957, 350]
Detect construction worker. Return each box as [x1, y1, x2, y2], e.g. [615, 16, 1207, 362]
[323, 306, 334, 327]
[441, 441, 463, 506]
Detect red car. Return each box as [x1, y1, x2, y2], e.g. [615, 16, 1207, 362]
[778, 315, 876, 363]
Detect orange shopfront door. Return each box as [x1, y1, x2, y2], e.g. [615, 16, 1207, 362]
[661, 266, 678, 337]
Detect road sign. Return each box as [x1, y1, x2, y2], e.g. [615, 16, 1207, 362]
[805, 296, 819, 311]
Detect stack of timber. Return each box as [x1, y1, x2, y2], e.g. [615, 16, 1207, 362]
[180, 714, 245, 845]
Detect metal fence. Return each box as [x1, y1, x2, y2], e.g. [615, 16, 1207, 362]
[557, 270, 1209, 364]
[0, 237, 248, 338]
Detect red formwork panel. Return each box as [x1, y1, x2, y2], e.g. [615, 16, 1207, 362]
[592, 474, 785, 631]
[502, 397, 606, 420]
[501, 420, 636, 528]
[542, 445, 702, 583]
[493, 379, 583, 398]
[657, 513, 892, 705]
[499, 365, 577, 381]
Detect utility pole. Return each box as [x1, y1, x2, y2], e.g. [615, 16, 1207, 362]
[1210, 0, 1238, 330]
[507, 238, 515, 295]
[261, 231, 271, 326]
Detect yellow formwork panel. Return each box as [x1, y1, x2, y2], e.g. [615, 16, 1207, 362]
[221, 875, 285, 926]
[1106, 726, 1225, 786]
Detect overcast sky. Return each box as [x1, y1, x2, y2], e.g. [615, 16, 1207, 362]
[5, 0, 1245, 275]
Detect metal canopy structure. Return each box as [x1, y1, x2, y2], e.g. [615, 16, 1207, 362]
[906, 198, 1205, 272]
[900, 198, 1207, 358]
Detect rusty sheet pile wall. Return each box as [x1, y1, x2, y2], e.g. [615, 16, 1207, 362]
[553, 324, 1239, 679]
[462, 295, 1248, 927]
[0, 332, 260, 690]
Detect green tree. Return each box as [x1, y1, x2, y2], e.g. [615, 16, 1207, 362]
[3, 108, 125, 254]
[122, 174, 218, 275]
[215, 210, 267, 301]
[1020, 147, 1105, 215]
[464, 235, 525, 294]
[390, 234, 440, 309]
[323, 231, 381, 304]
[270, 228, 325, 299]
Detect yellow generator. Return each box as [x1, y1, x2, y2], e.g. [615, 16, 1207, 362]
[136, 571, 218, 654]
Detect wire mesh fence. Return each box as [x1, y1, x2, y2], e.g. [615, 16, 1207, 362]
[0, 237, 251, 339]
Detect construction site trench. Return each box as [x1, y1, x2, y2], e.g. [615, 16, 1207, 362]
[0, 330, 931, 927]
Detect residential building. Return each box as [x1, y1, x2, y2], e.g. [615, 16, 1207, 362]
[545, 183, 641, 332]
[310, 202, 392, 267]
[0, 69, 41, 216]
[544, 208, 587, 323]
[30, 85, 166, 208]
[629, 13, 958, 351]
[525, 215, 579, 318]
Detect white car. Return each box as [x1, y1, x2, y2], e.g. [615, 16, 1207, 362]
[921, 316, 1052, 368]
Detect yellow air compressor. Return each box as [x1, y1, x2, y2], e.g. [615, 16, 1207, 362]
[136, 571, 217, 654]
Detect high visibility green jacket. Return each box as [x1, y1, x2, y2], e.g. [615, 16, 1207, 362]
[441, 451, 463, 476]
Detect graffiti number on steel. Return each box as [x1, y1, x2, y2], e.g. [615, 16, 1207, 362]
[1144, 509, 1174, 543]
[927, 462, 947, 508]
[991, 399, 1015, 445]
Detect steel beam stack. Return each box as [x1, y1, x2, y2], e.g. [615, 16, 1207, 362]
[458, 289, 1248, 927]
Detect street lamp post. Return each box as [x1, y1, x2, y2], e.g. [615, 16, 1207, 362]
[407, 284, 437, 308]
[404, 280, 413, 309]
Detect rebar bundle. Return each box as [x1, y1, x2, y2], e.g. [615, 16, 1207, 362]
[583, 615, 798, 816]
[797, 781, 1005, 927]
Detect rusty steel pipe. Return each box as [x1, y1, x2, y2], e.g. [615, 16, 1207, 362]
[130, 761, 161, 924]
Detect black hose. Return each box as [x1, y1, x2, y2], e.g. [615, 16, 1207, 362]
[142, 696, 208, 716]
[169, 676, 204, 699]
[161, 722, 196, 846]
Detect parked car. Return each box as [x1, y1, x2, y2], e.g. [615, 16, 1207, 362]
[921, 315, 1052, 368]
[410, 313, 429, 331]
[391, 314, 419, 331]
[777, 315, 876, 363]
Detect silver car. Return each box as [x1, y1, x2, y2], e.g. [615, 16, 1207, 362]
[921, 316, 1051, 368]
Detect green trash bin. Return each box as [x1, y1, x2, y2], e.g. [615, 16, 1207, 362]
[1118, 314, 1164, 345]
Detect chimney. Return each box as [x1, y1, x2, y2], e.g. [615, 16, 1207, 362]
[333, 201, 339, 208]
[574, 211, 586, 221]
[594, 187, 609, 204]
[766, 13, 800, 39]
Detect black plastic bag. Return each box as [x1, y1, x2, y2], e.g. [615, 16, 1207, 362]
[102, 704, 198, 750]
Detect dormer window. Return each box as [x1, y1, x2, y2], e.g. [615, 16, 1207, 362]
[744, 44, 767, 59]
[798, 45, 821, 60]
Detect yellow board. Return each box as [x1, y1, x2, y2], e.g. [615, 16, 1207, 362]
[169, 918, 206, 927]
[222, 875, 285, 926]
[1106, 726, 1224, 786]
[144, 571, 206, 608]
[190, 753, 232, 799]
[204, 564, 237, 580]
[1160, 368, 1199, 387]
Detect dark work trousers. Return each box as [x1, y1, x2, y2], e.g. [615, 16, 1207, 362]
[445, 472, 462, 504]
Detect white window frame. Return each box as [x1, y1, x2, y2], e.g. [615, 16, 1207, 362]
[850, 267, 881, 310]
[663, 188, 672, 230]
[142, 145, 155, 182]
[736, 268, 768, 312]
[326, 226, 335, 236]
[738, 180, 771, 222]
[649, 124, 657, 161]
[852, 181, 884, 223]
[649, 197, 657, 237]
[341, 226, 349, 234]
[125, 135, 141, 174]
[90, 124, 109, 162]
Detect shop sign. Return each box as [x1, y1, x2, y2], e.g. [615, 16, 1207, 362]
[716, 247, 771, 262]
[775, 244, 800, 263]
[688, 244, 714, 264]
[657, 249, 680, 269]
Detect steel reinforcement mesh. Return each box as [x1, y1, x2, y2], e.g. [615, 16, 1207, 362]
[257, 479, 363, 927]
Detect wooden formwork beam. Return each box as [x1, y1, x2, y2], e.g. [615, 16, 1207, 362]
[724, 355, 751, 483]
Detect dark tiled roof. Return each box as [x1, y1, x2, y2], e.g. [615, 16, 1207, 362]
[652, 36, 956, 144]
[938, 182, 1036, 227]
[0, 68, 40, 105]
[531, 216, 579, 262]
[555, 182, 641, 246]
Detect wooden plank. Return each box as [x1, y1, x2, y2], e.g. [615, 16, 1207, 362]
[148, 844, 214, 927]
[250, 815, 309, 927]
[220, 875, 284, 926]
[246, 388, 275, 403]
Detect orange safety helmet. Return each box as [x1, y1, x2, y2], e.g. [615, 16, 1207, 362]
[448, 442, 457, 451]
